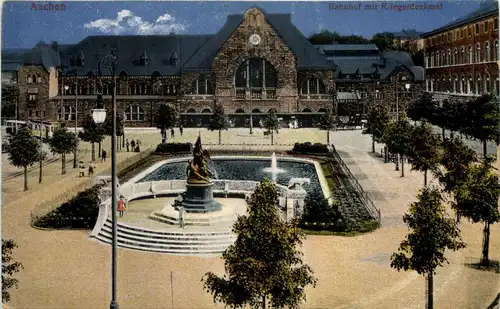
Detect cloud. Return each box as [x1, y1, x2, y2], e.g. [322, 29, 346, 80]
[84, 10, 187, 35]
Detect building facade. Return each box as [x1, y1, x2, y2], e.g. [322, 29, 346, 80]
[2, 8, 425, 127]
[422, 1, 499, 103]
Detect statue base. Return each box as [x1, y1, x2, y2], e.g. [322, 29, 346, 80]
[180, 182, 222, 213]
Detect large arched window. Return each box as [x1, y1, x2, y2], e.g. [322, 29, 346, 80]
[468, 45, 473, 63]
[475, 43, 481, 62]
[468, 74, 473, 93]
[301, 78, 326, 95]
[36, 75, 42, 84]
[235, 109, 244, 113]
[435, 53, 439, 66]
[430, 52, 434, 67]
[235, 58, 277, 88]
[454, 48, 458, 65]
[476, 74, 481, 94]
[201, 108, 211, 113]
[441, 51, 445, 66]
[447, 49, 451, 65]
[484, 41, 491, 62]
[495, 41, 499, 61]
[125, 106, 146, 121]
[460, 47, 465, 64]
[485, 73, 490, 93]
[186, 108, 196, 113]
[27, 75, 34, 84]
[461, 75, 466, 93]
[454, 76, 458, 93]
[58, 106, 75, 120]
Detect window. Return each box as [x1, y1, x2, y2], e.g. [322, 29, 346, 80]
[27, 75, 33, 83]
[484, 41, 490, 61]
[28, 94, 37, 101]
[58, 106, 75, 120]
[484, 21, 489, 32]
[475, 23, 480, 34]
[125, 106, 146, 121]
[190, 79, 213, 95]
[301, 78, 326, 95]
[448, 32, 452, 41]
[461, 47, 465, 64]
[454, 76, 459, 93]
[468, 26, 472, 36]
[447, 49, 451, 65]
[494, 18, 498, 31]
[36, 75, 42, 83]
[235, 58, 278, 88]
[430, 52, 434, 67]
[461, 76, 466, 93]
[475, 43, 481, 62]
[468, 45, 473, 63]
[496, 77, 499, 96]
[476, 74, 481, 94]
[454, 48, 458, 65]
[495, 41, 499, 61]
[468, 75, 473, 93]
[485, 74, 490, 93]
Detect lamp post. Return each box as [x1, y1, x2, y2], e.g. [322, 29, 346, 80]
[394, 72, 411, 171]
[249, 84, 253, 134]
[93, 49, 119, 309]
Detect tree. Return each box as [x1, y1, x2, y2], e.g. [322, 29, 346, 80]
[363, 104, 390, 154]
[391, 186, 465, 309]
[155, 104, 178, 140]
[301, 191, 340, 227]
[406, 92, 435, 124]
[453, 156, 500, 265]
[318, 109, 335, 145]
[208, 104, 229, 145]
[103, 112, 125, 153]
[78, 115, 105, 161]
[202, 179, 317, 309]
[464, 94, 500, 157]
[49, 124, 78, 175]
[263, 109, 280, 145]
[1, 83, 19, 119]
[2, 239, 23, 303]
[307, 30, 339, 45]
[408, 121, 442, 186]
[387, 114, 413, 176]
[6, 125, 43, 191]
[370, 32, 395, 51]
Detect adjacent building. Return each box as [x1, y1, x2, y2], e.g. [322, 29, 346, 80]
[391, 29, 425, 50]
[2, 8, 424, 127]
[422, 1, 499, 102]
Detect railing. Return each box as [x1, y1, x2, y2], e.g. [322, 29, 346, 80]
[299, 94, 332, 100]
[234, 87, 277, 100]
[330, 144, 381, 223]
[183, 94, 214, 100]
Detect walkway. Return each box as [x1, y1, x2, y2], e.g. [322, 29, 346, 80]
[1, 128, 498, 309]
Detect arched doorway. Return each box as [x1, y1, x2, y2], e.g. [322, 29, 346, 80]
[183, 108, 197, 127]
[234, 109, 245, 127]
[300, 108, 313, 128]
[318, 108, 327, 113]
[201, 109, 212, 126]
[251, 109, 262, 128]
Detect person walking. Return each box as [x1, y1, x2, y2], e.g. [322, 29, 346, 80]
[179, 125, 183, 136]
[178, 205, 186, 228]
[117, 196, 126, 218]
[101, 150, 107, 163]
[126, 139, 130, 152]
[170, 128, 175, 138]
[88, 161, 94, 177]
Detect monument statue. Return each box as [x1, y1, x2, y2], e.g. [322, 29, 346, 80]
[179, 136, 222, 213]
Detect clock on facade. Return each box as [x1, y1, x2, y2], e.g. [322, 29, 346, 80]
[249, 34, 261, 45]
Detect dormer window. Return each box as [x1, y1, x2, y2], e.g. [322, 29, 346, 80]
[170, 52, 179, 66]
[140, 51, 150, 66]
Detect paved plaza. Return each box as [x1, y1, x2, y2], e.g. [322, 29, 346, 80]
[1, 128, 499, 309]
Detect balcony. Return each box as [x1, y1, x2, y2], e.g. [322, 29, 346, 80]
[234, 87, 277, 100]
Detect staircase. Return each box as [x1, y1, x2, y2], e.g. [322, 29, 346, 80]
[92, 218, 236, 256]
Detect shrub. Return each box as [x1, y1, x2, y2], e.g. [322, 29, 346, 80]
[299, 192, 341, 231]
[155, 143, 192, 154]
[292, 142, 329, 154]
[34, 185, 102, 229]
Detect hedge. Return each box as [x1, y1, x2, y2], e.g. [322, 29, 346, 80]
[292, 142, 329, 154]
[155, 143, 193, 154]
[33, 185, 102, 229]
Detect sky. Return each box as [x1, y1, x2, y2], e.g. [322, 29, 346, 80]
[0, 0, 486, 49]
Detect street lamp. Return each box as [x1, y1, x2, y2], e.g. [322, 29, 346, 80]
[394, 72, 411, 171]
[92, 48, 119, 309]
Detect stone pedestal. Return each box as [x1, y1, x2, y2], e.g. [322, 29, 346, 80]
[181, 182, 222, 213]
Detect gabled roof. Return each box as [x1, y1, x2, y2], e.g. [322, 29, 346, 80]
[422, 1, 498, 37]
[183, 11, 333, 71]
[391, 29, 423, 39]
[60, 35, 212, 76]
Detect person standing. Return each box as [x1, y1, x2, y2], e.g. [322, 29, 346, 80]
[101, 150, 107, 163]
[179, 125, 183, 136]
[170, 128, 175, 138]
[117, 196, 126, 218]
[178, 206, 186, 228]
[88, 161, 94, 177]
[126, 139, 130, 152]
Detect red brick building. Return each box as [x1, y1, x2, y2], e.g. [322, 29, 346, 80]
[422, 1, 499, 102]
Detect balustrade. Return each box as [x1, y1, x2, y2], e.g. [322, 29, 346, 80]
[234, 87, 276, 100]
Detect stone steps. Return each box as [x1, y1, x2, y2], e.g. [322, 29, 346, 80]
[92, 219, 236, 255]
[148, 211, 236, 227]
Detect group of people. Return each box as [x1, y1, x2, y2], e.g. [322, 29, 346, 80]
[125, 139, 141, 152]
[161, 125, 184, 143]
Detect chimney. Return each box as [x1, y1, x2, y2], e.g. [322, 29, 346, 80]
[51, 41, 58, 52]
